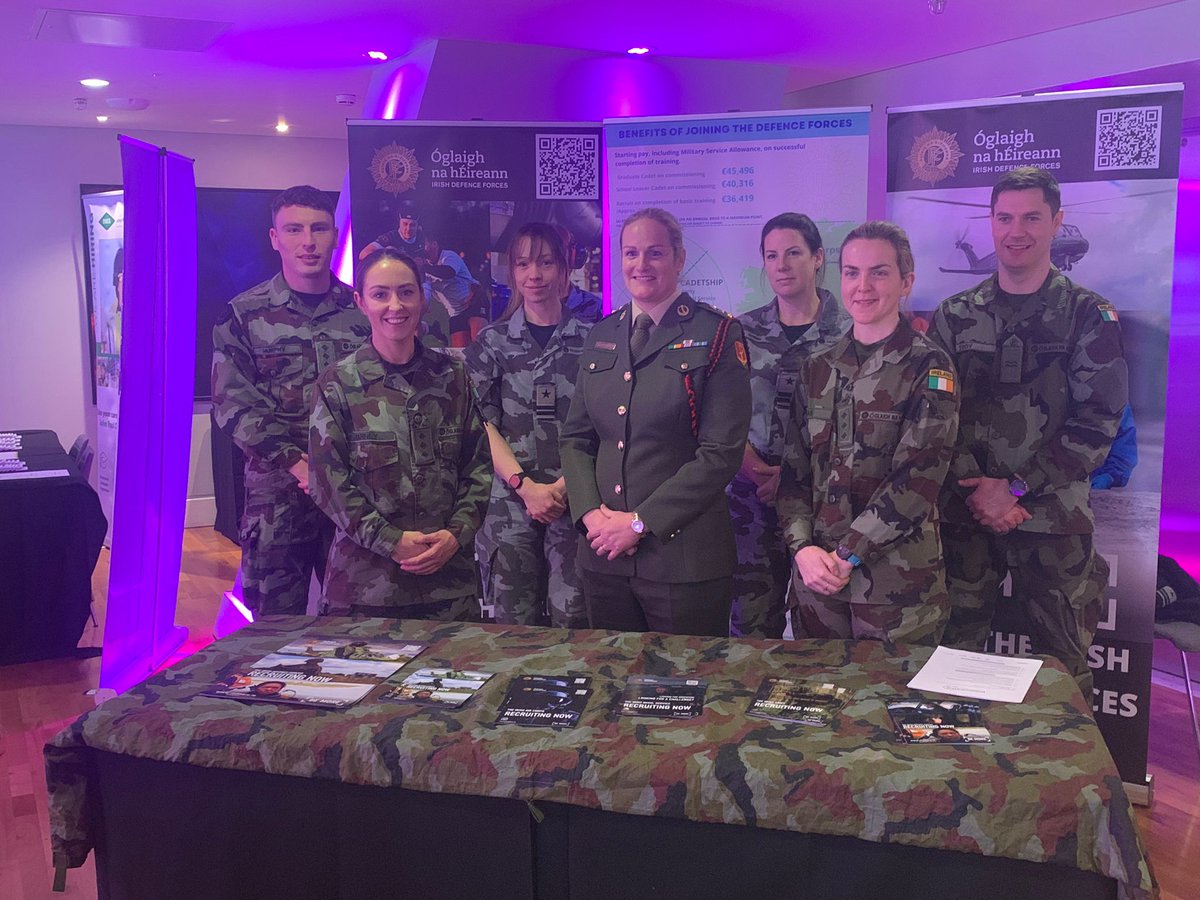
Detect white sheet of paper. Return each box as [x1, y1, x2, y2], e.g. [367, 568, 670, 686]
[907, 645, 1043, 703]
[0, 468, 71, 481]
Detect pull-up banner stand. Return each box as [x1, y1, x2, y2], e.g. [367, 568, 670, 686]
[886, 84, 1183, 801]
[99, 136, 197, 693]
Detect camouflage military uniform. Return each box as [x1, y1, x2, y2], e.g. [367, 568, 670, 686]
[464, 304, 597, 628]
[308, 340, 492, 617]
[728, 290, 849, 638]
[777, 316, 959, 645]
[929, 270, 1127, 692]
[211, 273, 369, 615]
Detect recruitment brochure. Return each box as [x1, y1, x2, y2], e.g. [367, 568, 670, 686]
[747, 677, 851, 726]
[379, 668, 494, 708]
[496, 674, 592, 728]
[886, 698, 992, 744]
[617, 675, 707, 719]
[201, 634, 424, 709]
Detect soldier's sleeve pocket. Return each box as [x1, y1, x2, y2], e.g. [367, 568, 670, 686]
[348, 431, 399, 471]
[580, 348, 617, 374]
[437, 425, 462, 460]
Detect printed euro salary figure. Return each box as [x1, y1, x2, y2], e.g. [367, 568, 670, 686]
[212, 186, 369, 615]
[930, 167, 1128, 696]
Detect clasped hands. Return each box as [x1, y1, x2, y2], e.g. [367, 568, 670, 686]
[391, 529, 459, 575]
[517, 477, 568, 524]
[959, 476, 1031, 534]
[583, 505, 641, 561]
[793, 546, 853, 595]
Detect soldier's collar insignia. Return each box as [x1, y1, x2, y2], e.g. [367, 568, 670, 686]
[927, 368, 955, 393]
[677, 304, 690, 317]
[619, 309, 627, 320]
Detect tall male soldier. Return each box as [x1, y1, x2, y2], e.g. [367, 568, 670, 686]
[929, 167, 1127, 696]
[212, 185, 369, 615]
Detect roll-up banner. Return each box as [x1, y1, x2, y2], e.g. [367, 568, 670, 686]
[347, 121, 603, 343]
[81, 190, 124, 542]
[604, 108, 870, 314]
[887, 85, 1183, 793]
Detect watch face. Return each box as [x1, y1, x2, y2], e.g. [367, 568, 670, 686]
[630, 517, 645, 534]
[508, 473, 523, 489]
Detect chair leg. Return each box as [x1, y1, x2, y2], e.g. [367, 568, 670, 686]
[1182, 650, 1200, 763]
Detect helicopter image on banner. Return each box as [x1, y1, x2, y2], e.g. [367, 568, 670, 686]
[909, 189, 1173, 276]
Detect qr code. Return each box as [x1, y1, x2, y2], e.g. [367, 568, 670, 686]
[1095, 106, 1162, 171]
[536, 134, 600, 200]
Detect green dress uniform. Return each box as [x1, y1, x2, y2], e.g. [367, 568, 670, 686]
[929, 269, 1127, 694]
[729, 290, 848, 638]
[464, 304, 597, 628]
[211, 273, 369, 615]
[308, 341, 492, 619]
[777, 317, 960, 645]
[560, 293, 751, 636]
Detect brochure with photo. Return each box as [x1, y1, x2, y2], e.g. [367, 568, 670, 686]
[747, 677, 851, 727]
[886, 698, 992, 744]
[617, 675, 707, 719]
[379, 668, 494, 708]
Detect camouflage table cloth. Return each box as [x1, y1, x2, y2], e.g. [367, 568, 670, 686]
[45, 618, 1155, 899]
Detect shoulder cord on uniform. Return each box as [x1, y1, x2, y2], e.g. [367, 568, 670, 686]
[684, 316, 732, 439]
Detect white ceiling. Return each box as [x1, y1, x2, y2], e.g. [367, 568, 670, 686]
[0, 1, 1187, 139]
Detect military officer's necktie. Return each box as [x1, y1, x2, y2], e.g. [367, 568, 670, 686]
[630, 313, 653, 360]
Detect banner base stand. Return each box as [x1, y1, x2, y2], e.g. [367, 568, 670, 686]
[99, 624, 189, 696]
[1124, 774, 1153, 807]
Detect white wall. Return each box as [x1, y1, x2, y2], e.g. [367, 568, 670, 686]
[0, 124, 348, 524]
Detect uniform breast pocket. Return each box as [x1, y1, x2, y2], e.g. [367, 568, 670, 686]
[254, 342, 310, 410]
[806, 401, 834, 451]
[437, 425, 462, 462]
[580, 348, 617, 375]
[348, 431, 400, 513]
[857, 411, 902, 477]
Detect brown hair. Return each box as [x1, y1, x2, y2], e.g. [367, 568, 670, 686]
[499, 222, 571, 321]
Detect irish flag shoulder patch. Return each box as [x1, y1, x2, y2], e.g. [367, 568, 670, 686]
[927, 368, 955, 393]
[1098, 303, 1119, 322]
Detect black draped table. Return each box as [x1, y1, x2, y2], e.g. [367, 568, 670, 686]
[46, 617, 1155, 899]
[0, 429, 107, 663]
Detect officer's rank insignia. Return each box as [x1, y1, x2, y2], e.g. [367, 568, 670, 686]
[677, 304, 689, 317]
[927, 368, 955, 393]
[735, 340, 748, 368]
[669, 339, 708, 350]
[1098, 303, 1119, 322]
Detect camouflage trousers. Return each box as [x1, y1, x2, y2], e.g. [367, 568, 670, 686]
[477, 496, 587, 629]
[727, 474, 791, 639]
[240, 470, 332, 616]
[941, 525, 1106, 697]
[342, 595, 479, 622]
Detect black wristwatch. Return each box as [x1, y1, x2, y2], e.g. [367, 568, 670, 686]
[507, 470, 530, 490]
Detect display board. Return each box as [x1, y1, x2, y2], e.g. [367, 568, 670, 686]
[603, 108, 870, 314]
[886, 84, 1183, 789]
[348, 121, 603, 342]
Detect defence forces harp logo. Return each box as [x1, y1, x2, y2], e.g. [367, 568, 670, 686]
[369, 142, 423, 195]
[907, 127, 964, 185]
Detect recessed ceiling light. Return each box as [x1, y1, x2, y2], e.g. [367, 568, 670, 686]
[80, 77, 109, 88]
[627, 47, 650, 56]
[96, 115, 108, 122]
[275, 121, 290, 134]
[366, 50, 388, 61]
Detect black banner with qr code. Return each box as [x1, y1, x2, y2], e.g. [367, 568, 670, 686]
[348, 121, 604, 343]
[886, 85, 1183, 789]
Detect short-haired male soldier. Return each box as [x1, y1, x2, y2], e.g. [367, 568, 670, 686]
[929, 167, 1127, 697]
[212, 185, 370, 615]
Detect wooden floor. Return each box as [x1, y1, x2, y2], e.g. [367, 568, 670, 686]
[1, 527, 1198, 899]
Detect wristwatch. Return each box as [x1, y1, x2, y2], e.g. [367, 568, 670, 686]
[507, 470, 530, 490]
[630, 512, 646, 535]
[1008, 477, 1029, 498]
[835, 544, 863, 568]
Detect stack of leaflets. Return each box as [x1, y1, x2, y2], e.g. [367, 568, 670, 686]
[886, 698, 992, 744]
[202, 635, 427, 709]
[379, 668, 494, 708]
[747, 677, 851, 727]
[496, 674, 592, 728]
[617, 675, 707, 719]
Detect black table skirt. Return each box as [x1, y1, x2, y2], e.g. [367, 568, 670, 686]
[87, 752, 1116, 900]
